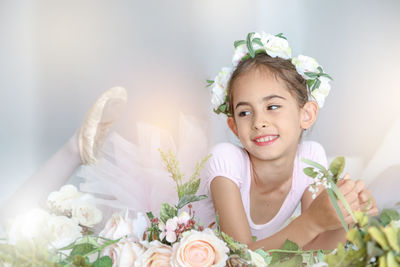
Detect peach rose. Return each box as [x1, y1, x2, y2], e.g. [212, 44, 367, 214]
[134, 240, 172, 267]
[171, 229, 229, 267]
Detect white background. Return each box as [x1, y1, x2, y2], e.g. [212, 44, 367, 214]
[1, 0, 399, 209]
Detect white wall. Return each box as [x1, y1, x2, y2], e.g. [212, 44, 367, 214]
[0, 0, 37, 199]
[1, 0, 399, 209]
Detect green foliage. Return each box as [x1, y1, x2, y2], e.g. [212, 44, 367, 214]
[158, 149, 184, 184]
[275, 32, 287, 40]
[302, 157, 355, 231]
[176, 194, 207, 210]
[234, 39, 246, 48]
[159, 203, 178, 224]
[324, 243, 366, 267]
[70, 243, 96, 257]
[380, 209, 400, 226]
[92, 256, 112, 267]
[159, 149, 211, 211]
[303, 167, 318, 178]
[206, 80, 214, 87]
[323, 209, 400, 266]
[269, 255, 303, 267]
[270, 239, 300, 264]
[220, 232, 251, 261]
[329, 156, 345, 183]
[246, 32, 256, 58]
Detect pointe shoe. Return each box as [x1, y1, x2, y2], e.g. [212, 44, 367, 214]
[78, 86, 127, 165]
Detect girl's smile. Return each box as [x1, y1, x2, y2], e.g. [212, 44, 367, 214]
[252, 135, 280, 146]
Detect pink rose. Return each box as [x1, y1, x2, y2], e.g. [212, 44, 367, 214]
[171, 229, 229, 267]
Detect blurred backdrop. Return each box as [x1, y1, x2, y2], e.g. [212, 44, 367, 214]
[1, 0, 400, 210]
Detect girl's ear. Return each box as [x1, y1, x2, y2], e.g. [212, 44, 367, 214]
[300, 101, 319, 130]
[227, 116, 239, 137]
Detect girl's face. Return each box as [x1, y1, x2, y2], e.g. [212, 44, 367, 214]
[227, 67, 317, 162]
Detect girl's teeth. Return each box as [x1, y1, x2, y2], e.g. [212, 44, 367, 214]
[256, 136, 277, 142]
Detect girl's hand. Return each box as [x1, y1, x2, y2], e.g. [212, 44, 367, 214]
[305, 178, 360, 233]
[353, 179, 379, 217]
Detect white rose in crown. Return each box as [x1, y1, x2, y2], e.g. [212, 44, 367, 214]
[134, 240, 173, 267]
[259, 32, 292, 59]
[100, 210, 148, 241]
[47, 215, 82, 249]
[311, 76, 331, 108]
[291, 55, 320, 79]
[249, 250, 266, 267]
[232, 44, 248, 66]
[47, 184, 81, 213]
[211, 67, 232, 110]
[171, 228, 229, 267]
[7, 208, 51, 245]
[102, 238, 145, 267]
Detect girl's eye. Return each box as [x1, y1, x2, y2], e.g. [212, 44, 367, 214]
[238, 110, 251, 117]
[268, 105, 280, 110]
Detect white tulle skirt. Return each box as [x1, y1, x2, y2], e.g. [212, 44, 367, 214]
[76, 114, 210, 223]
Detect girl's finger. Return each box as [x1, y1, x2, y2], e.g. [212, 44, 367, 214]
[367, 207, 379, 217]
[359, 189, 372, 203]
[339, 179, 356, 195]
[354, 180, 365, 194]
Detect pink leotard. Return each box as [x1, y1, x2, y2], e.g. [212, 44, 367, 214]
[195, 141, 327, 240]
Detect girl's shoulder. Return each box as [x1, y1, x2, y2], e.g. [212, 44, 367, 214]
[298, 140, 328, 167]
[208, 142, 249, 166]
[204, 142, 249, 187]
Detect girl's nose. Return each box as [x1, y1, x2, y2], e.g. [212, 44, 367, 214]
[253, 118, 270, 130]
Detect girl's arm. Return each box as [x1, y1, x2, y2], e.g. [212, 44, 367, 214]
[301, 178, 379, 250]
[301, 184, 347, 250]
[211, 176, 327, 250]
[211, 176, 362, 251]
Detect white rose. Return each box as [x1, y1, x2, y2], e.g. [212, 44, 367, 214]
[47, 184, 81, 213]
[249, 250, 267, 267]
[171, 229, 229, 267]
[102, 238, 145, 267]
[291, 55, 320, 79]
[232, 44, 248, 66]
[210, 67, 232, 110]
[132, 212, 149, 241]
[7, 208, 51, 244]
[260, 32, 292, 59]
[100, 210, 148, 241]
[72, 203, 102, 228]
[311, 76, 331, 108]
[134, 240, 172, 267]
[48, 215, 82, 249]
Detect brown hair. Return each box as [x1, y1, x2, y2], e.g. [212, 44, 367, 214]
[227, 52, 308, 116]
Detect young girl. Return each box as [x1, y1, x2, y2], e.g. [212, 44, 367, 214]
[0, 32, 379, 252]
[196, 31, 379, 251]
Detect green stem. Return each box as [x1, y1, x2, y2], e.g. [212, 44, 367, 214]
[266, 249, 331, 254]
[327, 188, 349, 232]
[329, 177, 356, 222]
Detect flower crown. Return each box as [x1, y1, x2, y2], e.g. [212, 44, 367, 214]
[207, 32, 333, 116]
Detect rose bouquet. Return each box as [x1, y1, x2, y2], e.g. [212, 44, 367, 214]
[1, 152, 399, 267]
